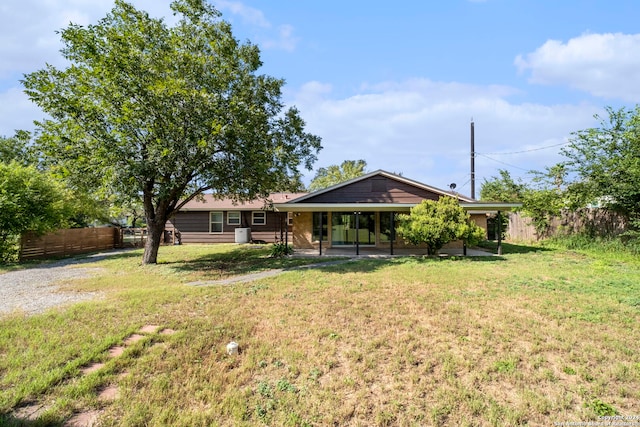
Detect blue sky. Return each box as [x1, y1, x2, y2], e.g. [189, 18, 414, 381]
[1, 0, 639, 198]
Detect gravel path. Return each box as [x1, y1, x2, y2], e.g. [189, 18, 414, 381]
[0, 250, 129, 316]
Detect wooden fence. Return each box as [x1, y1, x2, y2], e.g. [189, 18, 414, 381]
[506, 209, 628, 241]
[20, 227, 119, 260]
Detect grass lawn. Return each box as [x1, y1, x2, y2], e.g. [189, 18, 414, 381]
[1, 243, 639, 426]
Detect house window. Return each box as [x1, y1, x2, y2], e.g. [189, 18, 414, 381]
[210, 212, 223, 233]
[252, 211, 266, 225]
[312, 212, 328, 242]
[287, 212, 293, 226]
[379, 212, 397, 242]
[228, 211, 241, 225]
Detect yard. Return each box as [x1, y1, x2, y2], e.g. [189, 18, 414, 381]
[1, 243, 639, 426]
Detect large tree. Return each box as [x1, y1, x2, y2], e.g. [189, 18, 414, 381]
[559, 106, 640, 229]
[308, 159, 367, 191]
[23, 0, 321, 264]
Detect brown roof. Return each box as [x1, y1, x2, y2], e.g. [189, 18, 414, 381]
[179, 192, 307, 211]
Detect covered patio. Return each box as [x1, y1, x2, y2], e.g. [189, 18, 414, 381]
[291, 246, 496, 258]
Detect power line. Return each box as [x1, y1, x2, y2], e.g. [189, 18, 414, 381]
[476, 153, 534, 172]
[478, 141, 571, 156]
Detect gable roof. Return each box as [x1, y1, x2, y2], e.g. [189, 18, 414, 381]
[289, 170, 475, 203]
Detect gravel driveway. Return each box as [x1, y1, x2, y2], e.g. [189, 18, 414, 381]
[0, 251, 128, 316]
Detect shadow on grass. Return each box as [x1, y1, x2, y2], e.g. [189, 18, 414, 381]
[477, 241, 552, 254]
[163, 245, 347, 279]
[0, 412, 65, 427]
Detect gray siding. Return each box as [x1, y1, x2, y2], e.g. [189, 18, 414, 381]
[169, 210, 290, 243]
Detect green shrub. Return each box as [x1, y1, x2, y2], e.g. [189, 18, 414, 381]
[270, 242, 293, 258]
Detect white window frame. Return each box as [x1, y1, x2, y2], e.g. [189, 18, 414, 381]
[210, 211, 224, 233]
[287, 212, 293, 226]
[227, 211, 241, 226]
[252, 211, 266, 226]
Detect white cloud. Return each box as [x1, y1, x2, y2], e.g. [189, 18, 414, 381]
[0, 0, 173, 78]
[215, 0, 270, 28]
[515, 33, 640, 102]
[290, 78, 599, 193]
[215, 1, 299, 51]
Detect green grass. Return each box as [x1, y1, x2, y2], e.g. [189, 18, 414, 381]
[1, 242, 640, 426]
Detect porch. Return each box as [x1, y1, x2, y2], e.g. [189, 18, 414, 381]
[291, 246, 495, 258]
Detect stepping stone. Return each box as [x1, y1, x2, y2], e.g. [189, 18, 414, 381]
[160, 328, 176, 335]
[98, 385, 119, 401]
[81, 362, 105, 375]
[124, 334, 144, 345]
[13, 403, 47, 421]
[139, 325, 160, 334]
[108, 346, 125, 358]
[65, 410, 101, 427]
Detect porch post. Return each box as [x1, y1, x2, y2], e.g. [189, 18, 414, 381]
[497, 210, 503, 256]
[390, 211, 395, 255]
[285, 212, 288, 248]
[318, 213, 322, 256]
[355, 211, 360, 256]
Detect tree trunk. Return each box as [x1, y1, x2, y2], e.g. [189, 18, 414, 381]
[143, 220, 165, 264]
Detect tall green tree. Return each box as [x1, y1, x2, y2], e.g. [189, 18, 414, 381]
[23, 0, 321, 264]
[480, 169, 527, 202]
[0, 162, 73, 262]
[0, 131, 36, 166]
[559, 106, 640, 229]
[480, 169, 564, 238]
[396, 196, 485, 255]
[308, 159, 367, 191]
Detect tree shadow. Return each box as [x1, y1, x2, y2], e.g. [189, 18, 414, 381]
[477, 241, 552, 254]
[164, 245, 347, 280]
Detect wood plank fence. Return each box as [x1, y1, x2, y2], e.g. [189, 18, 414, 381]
[506, 209, 628, 241]
[20, 227, 119, 261]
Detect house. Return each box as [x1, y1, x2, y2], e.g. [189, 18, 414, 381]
[273, 170, 520, 255]
[170, 170, 520, 254]
[168, 192, 304, 244]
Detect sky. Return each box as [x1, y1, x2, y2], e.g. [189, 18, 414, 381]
[1, 0, 640, 198]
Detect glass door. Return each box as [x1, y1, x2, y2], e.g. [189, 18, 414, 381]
[331, 212, 376, 245]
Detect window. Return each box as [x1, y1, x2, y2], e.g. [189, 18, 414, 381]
[228, 211, 241, 225]
[379, 212, 397, 242]
[312, 212, 328, 242]
[287, 212, 293, 226]
[252, 211, 266, 225]
[210, 212, 223, 233]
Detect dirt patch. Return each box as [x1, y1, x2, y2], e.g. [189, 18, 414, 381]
[160, 328, 176, 335]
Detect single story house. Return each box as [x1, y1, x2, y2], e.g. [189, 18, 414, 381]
[168, 192, 304, 244]
[170, 170, 520, 254]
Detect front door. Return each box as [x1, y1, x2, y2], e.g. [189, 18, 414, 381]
[331, 212, 375, 246]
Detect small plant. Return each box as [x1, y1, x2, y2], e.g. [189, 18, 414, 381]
[587, 399, 617, 416]
[270, 242, 293, 258]
[276, 378, 298, 393]
[494, 359, 517, 374]
[563, 366, 576, 375]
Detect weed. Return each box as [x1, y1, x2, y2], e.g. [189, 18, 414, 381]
[587, 399, 618, 416]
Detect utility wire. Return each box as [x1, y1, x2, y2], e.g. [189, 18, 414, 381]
[478, 141, 571, 156]
[476, 153, 534, 172]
